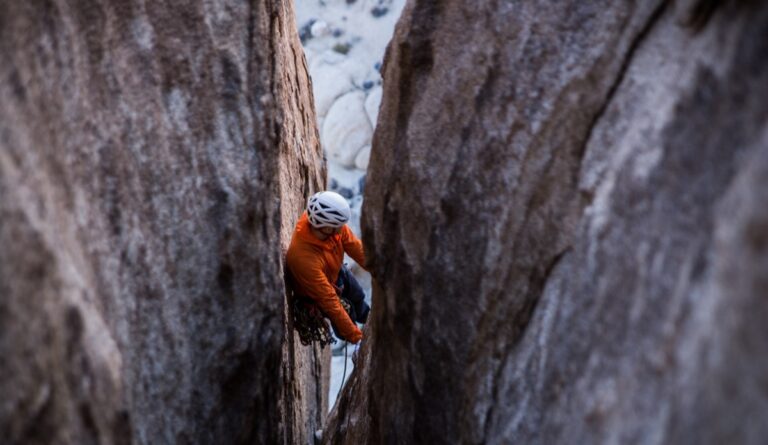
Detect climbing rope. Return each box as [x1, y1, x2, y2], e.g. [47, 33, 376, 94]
[292, 292, 356, 404]
[336, 341, 348, 403]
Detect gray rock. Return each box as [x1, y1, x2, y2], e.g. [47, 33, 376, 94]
[354, 145, 371, 171]
[321, 91, 373, 168]
[325, 1, 768, 444]
[332, 42, 352, 55]
[0, 1, 326, 444]
[300, 19, 317, 43]
[370, 6, 388, 18]
[364, 86, 382, 126]
[358, 175, 367, 195]
[335, 187, 355, 200]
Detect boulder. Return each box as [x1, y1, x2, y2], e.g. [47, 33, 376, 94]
[309, 62, 355, 118]
[310, 20, 332, 38]
[335, 57, 375, 89]
[0, 1, 326, 444]
[326, 1, 768, 444]
[364, 86, 382, 126]
[354, 145, 371, 170]
[322, 91, 373, 167]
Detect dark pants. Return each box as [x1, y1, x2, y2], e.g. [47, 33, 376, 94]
[331, 265, 370, 338]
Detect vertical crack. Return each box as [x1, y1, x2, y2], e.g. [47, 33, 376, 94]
[479, 3, 671, 442]
[577, 1, 670, 165]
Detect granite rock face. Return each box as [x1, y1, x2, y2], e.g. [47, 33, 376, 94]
[0, 1, 325, 444]
[326, 1, 768, 444]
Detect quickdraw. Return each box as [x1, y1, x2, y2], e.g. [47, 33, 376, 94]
[291, 295, 355, 348]
[292, 296, 336, 348]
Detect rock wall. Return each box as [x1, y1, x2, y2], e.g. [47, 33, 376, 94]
[326, 1, 768, 444]
[275, 2, 331, 440]
[0, 1, 324, 444]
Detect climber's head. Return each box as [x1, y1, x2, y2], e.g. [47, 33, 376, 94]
[307, 191, 350, 239]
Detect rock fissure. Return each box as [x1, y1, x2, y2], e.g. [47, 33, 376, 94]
[480, 245, 572, 443]
[2, 0, 768, 443]
[576, 0, 669, 182]
[324, 1, 768, 444]
[474, 4, 673, 409]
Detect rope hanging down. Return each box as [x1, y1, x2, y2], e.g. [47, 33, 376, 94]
[291, 293, 354, 402]
[337, 342, 348, 402]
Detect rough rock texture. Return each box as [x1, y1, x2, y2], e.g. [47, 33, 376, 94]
[275, 6, 331, 441]
[0, 1, 325, 444]
[326, 1, 768, 444]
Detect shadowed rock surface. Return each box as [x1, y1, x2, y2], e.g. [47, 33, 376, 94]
[0, 1, 325, 444]
[326, 1, 768, 443]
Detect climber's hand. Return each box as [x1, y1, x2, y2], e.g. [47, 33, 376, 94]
[347, 327, 362, 344]
[335, 324, 362, 344]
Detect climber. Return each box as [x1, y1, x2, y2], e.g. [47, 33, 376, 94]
[286, 191, 371, 344]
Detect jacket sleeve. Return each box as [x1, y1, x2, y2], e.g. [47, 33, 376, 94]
[341, 226, 367, 271]
[288, 251, 362, 343]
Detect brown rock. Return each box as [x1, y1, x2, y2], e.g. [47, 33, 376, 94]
[0, 1, 325, 444]
[326, 1, 768, 444]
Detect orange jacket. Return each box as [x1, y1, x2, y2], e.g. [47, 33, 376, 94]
[286, 211, 366, 343]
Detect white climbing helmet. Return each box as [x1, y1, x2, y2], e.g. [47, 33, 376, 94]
[307, 191, 351, 228]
